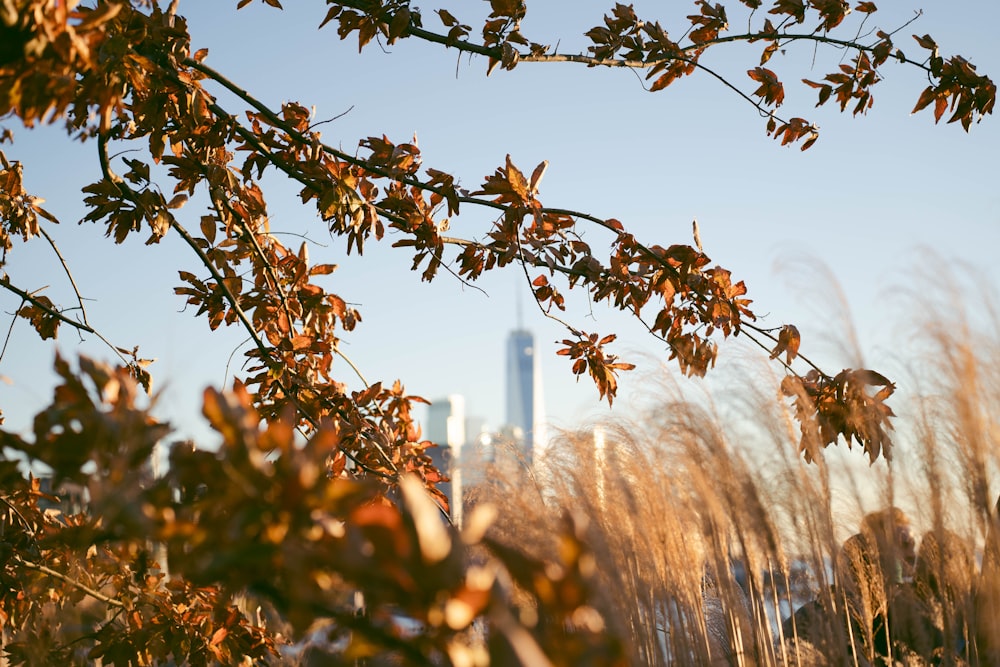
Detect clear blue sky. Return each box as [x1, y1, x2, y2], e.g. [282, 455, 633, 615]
[1, 2, 997, 448]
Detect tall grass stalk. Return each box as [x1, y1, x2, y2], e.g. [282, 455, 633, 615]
[467, 290, 1000, 665]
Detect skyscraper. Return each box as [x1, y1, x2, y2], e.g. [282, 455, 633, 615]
[505, 327, 546, 463]
[426, 394, 466, 451]
[425, 394, 465, 525]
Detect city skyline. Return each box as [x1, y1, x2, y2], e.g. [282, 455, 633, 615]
[424, 321, 549, 523]
[426, 322, 549, 460]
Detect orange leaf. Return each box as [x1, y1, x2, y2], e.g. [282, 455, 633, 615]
[529, 160, 548, 193]
[769, 324, 800, 364]
[505, 155, 528, 199]
[911, 86, 937, 114]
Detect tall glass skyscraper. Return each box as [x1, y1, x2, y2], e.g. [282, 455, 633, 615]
[505, 328, 545, 463]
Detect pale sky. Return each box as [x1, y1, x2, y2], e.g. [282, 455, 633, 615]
[1, 2, 997, 452]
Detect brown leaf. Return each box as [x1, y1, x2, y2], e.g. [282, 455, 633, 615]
[388, 8, 411, 43]
[748, 67, 785, 106]
[505, 155, 528, 199]
[529, 160, 548, 193]
[913, 34, 937, 51]
[760, 41, 779, 65]
[437, 9, 458, 27]
[769, 324, 801, 364]
[166, 194, 188, 209]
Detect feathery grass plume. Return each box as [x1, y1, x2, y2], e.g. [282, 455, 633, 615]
[453, 262, 999, 665]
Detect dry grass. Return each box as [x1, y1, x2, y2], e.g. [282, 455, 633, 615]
[464, 286, 1000, 665]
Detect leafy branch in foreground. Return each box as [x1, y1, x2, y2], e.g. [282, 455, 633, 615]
[1, 1, 988, 470]
[0, 356, 625, 664]
[322, 0, 994, 149]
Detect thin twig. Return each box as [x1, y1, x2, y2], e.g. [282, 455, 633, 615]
[18, 557, 126, 608]
[743, 320, 829, 379]
[514, 233, 579, 335]
[223, 335, 253, 387]
[39, 227, 89, 325]
[0, 276, 96, 335]
[0, 495, 35, 535]
[36, 226, 131, 366]
[0, 237, 140, 385]
[309, 105, 355, 131]
[0, 308, 19, 364]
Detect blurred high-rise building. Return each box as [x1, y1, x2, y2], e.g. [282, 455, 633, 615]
[425, 394, 465, 526]
[505, 327, 546, 464]
[426, 394, 466, 451]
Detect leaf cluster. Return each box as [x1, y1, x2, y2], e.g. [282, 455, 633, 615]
[0, 359, 626, 664]
[781, 367, 895, 463]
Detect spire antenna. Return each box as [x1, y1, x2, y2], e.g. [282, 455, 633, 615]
[515, 280, 524, 330]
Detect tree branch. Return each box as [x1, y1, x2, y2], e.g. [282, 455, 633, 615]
[37, 226, 132, 367]
[363, 9, 943, 137]
[0, 275, 95, 335]
[402, 15, 934, 74]
[96, 131, 401, 483]
[18, 557, 126, 609]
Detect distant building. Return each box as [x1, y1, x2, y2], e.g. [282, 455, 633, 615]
[504, 328, 546, 463]
[423, 322, 550, 522]
[35, 477, 87, 516]
[425, 395, 466, 526]
[426, 394, 466, 451]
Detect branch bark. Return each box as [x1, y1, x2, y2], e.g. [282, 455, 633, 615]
[0, 276, 95, 334]
[18, 557, 126, 609]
